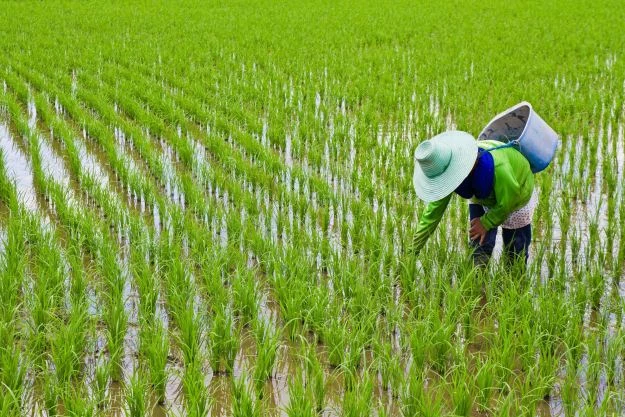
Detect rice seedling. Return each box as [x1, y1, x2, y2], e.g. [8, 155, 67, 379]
[518, 363, 553, 413]
[49, 307, 89, 385]
[61, 383, 97, 417]
[141, 320, 169, 405]
[283, 368, 316, 417]
[102, 294, 128, 382]
[474, 357, 496, 412]
[133, 256, 159, 323]
[494, 391, 522, 417]
[448, 359, 474, 417]
[586, 331, 603, 398]
[560, 360, 579, 417]
[252, 319, 280, 394]
[399, 369, 443, 417]
[92, 359, 110, 409]
[323, 311, 349, 368]
[605, 328, 623, 386]
[0, 342, 28, 413]
[303, 340, 326, 413]
[424, 310, 455, 374]
[174, 301, 204, 369]
[341, 333, 365, 391]
[303, 284, 330, 336]
[597, 390, 617, 416]
[491, 326, 517, 391]
[374, 336, 403, 396]
[342, 371, 373, 417]
[407, 319, 428, 374]
[232, 267, 260, 325]
[232, 372, 261, 417]
[41, 365, 60, 417]
[271, 271, 307, 342]
[198, 248, 228, 297]
[182, 362, 212, 417]
[209, 305, 240, 375]
[588, 265, 605, 310]
[124, 369, 153, 417]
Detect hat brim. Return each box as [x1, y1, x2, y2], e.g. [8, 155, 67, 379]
[413, 131, 478, 203]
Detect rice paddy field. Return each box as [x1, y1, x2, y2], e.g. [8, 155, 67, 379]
[1, 0, 625, 416]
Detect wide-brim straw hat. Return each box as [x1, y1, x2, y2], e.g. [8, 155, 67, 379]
[413, 131, 478, 202]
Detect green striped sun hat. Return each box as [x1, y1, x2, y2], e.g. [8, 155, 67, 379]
[413, 131, 479, 202]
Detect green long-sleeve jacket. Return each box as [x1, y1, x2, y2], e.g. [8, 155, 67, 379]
[410, 140, 534, 255]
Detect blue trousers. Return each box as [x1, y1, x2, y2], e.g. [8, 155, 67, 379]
[469, 204, 531, 267]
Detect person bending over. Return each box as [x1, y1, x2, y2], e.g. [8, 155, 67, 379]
[410, 130, 536, 267]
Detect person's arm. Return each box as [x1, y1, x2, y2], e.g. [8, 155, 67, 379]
[408, 193, 452, 255]
[480, 162, 525, 230]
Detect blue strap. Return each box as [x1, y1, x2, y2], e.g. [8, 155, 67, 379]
[480, 139, 520, 154]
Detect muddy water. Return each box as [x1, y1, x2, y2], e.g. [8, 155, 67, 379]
[39, 135, 71, 188]
[0, 123, 38, 211]
[74, 129, 153, 223]
[74, 133, 111, 187]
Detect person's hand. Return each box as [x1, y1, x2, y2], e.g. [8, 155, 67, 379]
[470, 217, 488, 245]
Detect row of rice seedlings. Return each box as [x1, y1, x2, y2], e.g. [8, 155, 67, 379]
[107, 60, 341, 210]
[160, 245, 205, 368]
[2, 103, 104, 416]
[10, 60, 249, 276]
[90, 64, 338, 251]
[11, 62, 390, 416]
[33, 59, 304, 266]
[6, 63, 183, 404]
[27, 232, 67, 365]
[129, 231, 169, 407]
[0, 136, 97, 415]
[20, 49, 420, 322]
[26, 209, 102, 399]
[1, 85, 144, 413]
[139, 320, 169, 405]
[2, 68, 157, 254]
[95, 56, 395, 267]
[117, 51, 408, 222]
[6, 61, 160, 209]
[0, 168, 30, 414]
[157, 241, 237, 415]
[232, 372, 261, 417]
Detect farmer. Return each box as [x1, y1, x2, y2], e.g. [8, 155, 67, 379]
[410, 130, 537, 267]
